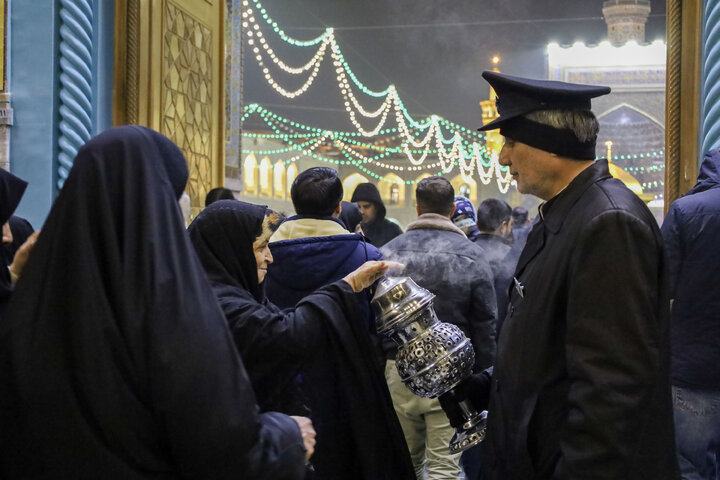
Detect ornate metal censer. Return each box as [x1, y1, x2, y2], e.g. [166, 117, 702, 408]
[372, 276, 487, 454]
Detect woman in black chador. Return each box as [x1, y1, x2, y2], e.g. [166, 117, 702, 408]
[0, 167, 28, 317]
[188, 200, 416, 480]
[0, 126, 311, 479]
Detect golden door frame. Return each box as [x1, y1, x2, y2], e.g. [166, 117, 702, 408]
[113, 0, 225, 218]
[665, 0, 703, 208]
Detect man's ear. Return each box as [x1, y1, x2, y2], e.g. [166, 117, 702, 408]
[333, 201, 342, 218]
[416, 205, 421, 216]
[448, 204, 456, 219]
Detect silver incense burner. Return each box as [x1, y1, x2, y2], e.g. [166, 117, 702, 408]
[372, 276, 487, 454]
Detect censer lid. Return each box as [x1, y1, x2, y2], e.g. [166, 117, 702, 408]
[371, 276, 434, 334]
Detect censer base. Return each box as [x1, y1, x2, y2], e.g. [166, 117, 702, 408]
[448, 414, 487, 454]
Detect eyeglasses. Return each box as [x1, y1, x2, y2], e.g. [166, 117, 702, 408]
[502, 137, 516, 148]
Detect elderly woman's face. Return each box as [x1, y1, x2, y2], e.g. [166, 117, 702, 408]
[252, 212, 280, 284]
[253, 238, 272, 284]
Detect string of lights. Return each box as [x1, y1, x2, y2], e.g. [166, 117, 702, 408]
[243, 105, 516, 192]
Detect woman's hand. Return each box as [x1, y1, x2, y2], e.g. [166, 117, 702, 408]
[9, 231, 40, 281]
[290, 416, 316, 460]
[342, 260, 404, 292]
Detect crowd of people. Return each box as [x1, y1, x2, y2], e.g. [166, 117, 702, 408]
[0, 72, 716, 480]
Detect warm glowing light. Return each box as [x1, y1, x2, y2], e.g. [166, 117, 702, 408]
[547, 40, 666, 67]
[492, 56, 500, 65]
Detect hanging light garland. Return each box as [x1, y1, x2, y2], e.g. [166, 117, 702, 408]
[241, 0, 663, 195]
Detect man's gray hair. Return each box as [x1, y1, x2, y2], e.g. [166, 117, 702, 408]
[524, 109, 599, 143]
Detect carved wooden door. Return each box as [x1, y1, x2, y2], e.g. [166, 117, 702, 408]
[114, 0, 225, 218]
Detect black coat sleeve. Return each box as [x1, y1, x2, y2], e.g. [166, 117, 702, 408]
[555, 211, 664, 479]
[222, 282, 358, 365]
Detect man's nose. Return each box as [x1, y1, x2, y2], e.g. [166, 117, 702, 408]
[498, 146, 511, 166]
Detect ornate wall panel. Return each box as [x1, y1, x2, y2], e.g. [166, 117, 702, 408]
[115, 0, 225, 218]
[162, 2, 214, 213]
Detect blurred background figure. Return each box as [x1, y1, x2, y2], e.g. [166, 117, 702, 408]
[0, 168, 28, 316]
[451, 195, 481, 243]
[205, 186, 235, 206]
[351, 182, 403, 247]
[340, 200, 362, 233]
[511, 206, 531, 249]
[475, 198, 514, 327]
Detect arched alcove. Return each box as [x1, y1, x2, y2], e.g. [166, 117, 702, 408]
[286, 163, 299, 198]
[273, 161, 286, 199]
[597, 103, 665, 202]
[450, 174, 477, 203]
[342, 173, 369, 201]
[259, 157, 272, 197]
[243, 154, 258, 195]
[378, 173, 406, 206]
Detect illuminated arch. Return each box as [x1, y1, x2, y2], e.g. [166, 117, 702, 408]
[243, 154, 258, 195]
[273, 161, 286, 199]
[342, 173, 369, 201]
[286, 163, 299, 198]
[451, 174, 478, 203]
[378, 173, 406, 206]
[259, 157, 272, 197]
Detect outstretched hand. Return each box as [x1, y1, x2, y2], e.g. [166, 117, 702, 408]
[342, 260, 405, 292]
[10, 231, 40, 280]
[290, 416, 316, 460]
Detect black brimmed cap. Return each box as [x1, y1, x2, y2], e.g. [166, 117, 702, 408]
[478, 71, 611, 159]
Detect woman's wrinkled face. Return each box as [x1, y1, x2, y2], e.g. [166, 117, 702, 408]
[253, 238, 272, 284]
[252, 212, 280, 284]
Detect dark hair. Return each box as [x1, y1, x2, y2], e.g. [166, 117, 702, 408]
[512, 206, 529, 225]
[476, 198, 512, 231]
[416, 177, 454, 216]
[290, 167, 343, 217]
[205, 187, 235, 207]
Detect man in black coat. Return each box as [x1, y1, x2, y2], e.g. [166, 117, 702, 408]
[351, 182, 403, 247]
[442, 71, 679, 480]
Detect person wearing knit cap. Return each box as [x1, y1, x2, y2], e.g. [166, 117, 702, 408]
[440, 72, 678, 480]
[451, 195, 481, 243]
[350, 182, 402, 248]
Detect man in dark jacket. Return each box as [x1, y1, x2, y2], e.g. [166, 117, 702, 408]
[475, 198, 515, 334]
[661, 148, 720, 480]
[381, 177, 497, 480]
[443, 71, 678, 480]
[351, 182, 403, 247]
[266, 168, 382, 309]
[265, 167, 387, 480]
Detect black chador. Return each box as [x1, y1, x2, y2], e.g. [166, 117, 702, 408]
[0, 168, 27, 315]
[188, 200, 416, 480]
[0, 126, 307, 479]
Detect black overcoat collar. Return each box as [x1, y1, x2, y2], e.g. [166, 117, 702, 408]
[514, 160, 613, 277]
